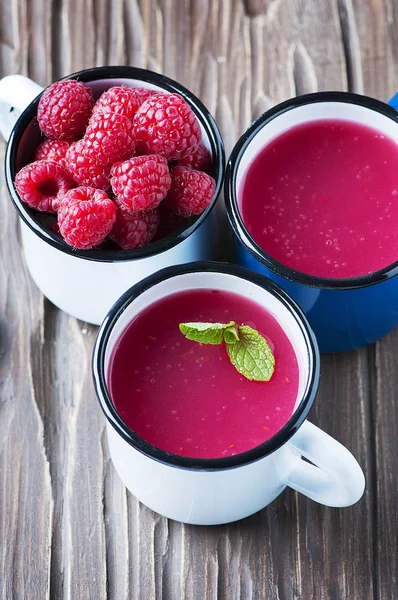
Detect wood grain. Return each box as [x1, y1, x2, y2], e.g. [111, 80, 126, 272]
[0, 0, 397, 598]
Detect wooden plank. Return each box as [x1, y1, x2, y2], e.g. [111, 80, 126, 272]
[0, 1, 53, 599]
[374, 331, 398, 600]
[0, 0, 396, 598]
[0, 144, 53, 599]
[350, 3, 398, 598]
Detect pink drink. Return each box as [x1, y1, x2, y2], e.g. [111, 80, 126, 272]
[240, 119, 398, 278]
[108, 289, 299, 459]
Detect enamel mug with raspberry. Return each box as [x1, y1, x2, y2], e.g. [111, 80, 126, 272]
[0, 67, 224, 324]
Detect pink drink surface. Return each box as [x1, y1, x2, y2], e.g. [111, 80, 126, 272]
[240, 119, 398, 278]
[108, 289, 299, 459]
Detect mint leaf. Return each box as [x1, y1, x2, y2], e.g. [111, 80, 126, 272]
[179, 320, 275, 382]
[179, 321, 235, 345]
[226, 325, 275, 381]
[223, 325, 240, 344]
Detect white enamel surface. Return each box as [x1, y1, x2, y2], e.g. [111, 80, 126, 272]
[98, 270, 365, 524]
[1, 73, 219, 323]
[21, 217, 215, 325]
[0, 75, 43, 141]
[107, 418, 365, 524]
[107, 422, 291, 525]
[286, 421, 365, 507]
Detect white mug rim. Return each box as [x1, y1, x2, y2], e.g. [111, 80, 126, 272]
[5, 66, 226, 263]
[92, 261, 320, 472]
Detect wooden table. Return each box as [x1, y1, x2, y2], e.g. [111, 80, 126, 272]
[1, 1, 397, 598]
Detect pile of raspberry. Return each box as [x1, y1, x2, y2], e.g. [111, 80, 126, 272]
[15, 79, 216, 250]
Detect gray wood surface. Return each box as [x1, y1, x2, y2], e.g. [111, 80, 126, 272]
[0, 0, 397, 598]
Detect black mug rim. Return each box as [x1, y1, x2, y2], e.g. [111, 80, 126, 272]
[225, 91, 398, 290]
[5, 66, 226, 263]
[92, 261, 320, 471]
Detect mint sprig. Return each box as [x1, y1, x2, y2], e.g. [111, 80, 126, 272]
[179, 321, 275, 381]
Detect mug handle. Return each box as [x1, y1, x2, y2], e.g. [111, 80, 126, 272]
[284, 420, 365, 507]
[0, 75, 43, 141]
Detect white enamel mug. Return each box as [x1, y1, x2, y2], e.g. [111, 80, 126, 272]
[92, 262, 365, 525]
[0, 67, 225, 325]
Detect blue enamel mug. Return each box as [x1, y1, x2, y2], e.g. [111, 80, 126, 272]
[225, 91, 398, 353]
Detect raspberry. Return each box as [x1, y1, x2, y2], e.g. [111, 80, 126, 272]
[92, 86, 141, 120]
[177, 142, 212, 173]
[111, 155, 171, 211]
[166, 166, 216, 217]
[132, 88, 155, 105]
[37, 80, 94, 140]
[133, 93, 201, 160]
[84, 111, 136, 165]
[15, 160, 75, 213]
[65, 140, 111, 190]
[111, 204, 160, 249]
[34, 139, 71, 169]
[58, 187, 116, 249]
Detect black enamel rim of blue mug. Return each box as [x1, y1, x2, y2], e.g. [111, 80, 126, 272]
[5, 66, 225, 263]
[225, 91, 398, 291]
[92, 261, 320, 471]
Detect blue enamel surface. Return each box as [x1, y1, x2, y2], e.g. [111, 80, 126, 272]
[226, 93, 398, 353]
[236, 241, 398, 352]
[388, 93, 398, 110]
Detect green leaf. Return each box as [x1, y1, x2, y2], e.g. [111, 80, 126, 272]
[179, 321, 235, 345]
[223, 325, 240, 344]
[226, 325, 275, 381]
